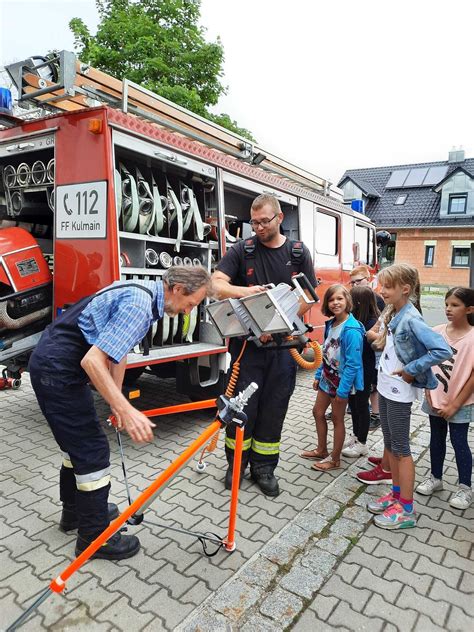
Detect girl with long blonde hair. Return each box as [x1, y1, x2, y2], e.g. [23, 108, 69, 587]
[366, 264, 452, 529]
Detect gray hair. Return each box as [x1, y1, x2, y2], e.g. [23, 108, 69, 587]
[163, 265, 211, 295]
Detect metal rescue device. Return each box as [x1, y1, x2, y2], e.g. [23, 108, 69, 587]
[207, 273, 319, 348]
[6, 278, 319, 631]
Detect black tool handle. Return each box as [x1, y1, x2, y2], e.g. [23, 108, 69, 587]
[292, 272, 320, 303]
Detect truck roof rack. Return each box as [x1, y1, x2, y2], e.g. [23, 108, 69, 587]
[4, 51, 330, 195]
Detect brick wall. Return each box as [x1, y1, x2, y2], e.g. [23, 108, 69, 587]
[393, 227, 474, 287]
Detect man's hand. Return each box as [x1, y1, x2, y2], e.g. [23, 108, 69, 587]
[114, 407, 156, 443]
[259, 333, 273, 344]
[241, 285, 266, 297]
[392, 369, 415, 384]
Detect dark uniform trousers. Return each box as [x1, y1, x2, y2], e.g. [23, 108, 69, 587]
[29, 295, 111, 538]
[225, 338, 297, 473]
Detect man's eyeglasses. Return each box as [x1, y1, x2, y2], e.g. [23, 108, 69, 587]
[249, 214, 277, 229]
[349, 277, 369, 286]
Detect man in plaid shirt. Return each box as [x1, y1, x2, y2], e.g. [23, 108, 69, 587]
[29, 266, 210, 560]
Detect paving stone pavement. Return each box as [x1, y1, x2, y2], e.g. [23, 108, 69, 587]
[1, 368, 473, 631]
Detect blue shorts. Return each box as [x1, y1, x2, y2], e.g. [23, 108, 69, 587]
[422, 399, 473, 424]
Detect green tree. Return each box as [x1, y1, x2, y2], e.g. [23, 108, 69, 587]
[70, 0, 254, 140]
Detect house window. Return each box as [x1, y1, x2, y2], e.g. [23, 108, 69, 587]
[395, 195, 408, 205]
[451, 247, 470, 267]
[448, 194, 467, 215]
[424, 245, 435, 266]
[343, 181, 362, 202]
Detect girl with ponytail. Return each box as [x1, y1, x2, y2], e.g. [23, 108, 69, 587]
[365, 264, 452, 530]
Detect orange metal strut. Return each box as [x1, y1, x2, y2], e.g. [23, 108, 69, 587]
[224, 425, 244, 551]
[108, 398, 217, 426]
[49, 418, 222, 593]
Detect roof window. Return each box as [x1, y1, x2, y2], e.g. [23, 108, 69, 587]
[395, 195, 408, 205]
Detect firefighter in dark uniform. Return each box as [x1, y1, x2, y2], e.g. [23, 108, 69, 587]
[212, 194, 317, 496]
[28, 267, 210, 560]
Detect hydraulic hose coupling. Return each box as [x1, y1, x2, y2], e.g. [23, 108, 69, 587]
[216, 382, 258, 427]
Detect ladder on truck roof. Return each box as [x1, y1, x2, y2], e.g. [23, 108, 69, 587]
[4, 50, 330, 195]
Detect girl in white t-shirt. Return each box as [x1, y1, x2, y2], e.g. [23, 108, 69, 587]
[365, 264, 452, 530]
[416, 287, 474, 509]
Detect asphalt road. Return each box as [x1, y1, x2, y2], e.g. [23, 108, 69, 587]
[421, 293, 446, 328]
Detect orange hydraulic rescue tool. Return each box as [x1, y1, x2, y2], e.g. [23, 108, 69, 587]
[5, 385, 256, 632]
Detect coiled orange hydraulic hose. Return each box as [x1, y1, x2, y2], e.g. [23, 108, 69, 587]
[289, 339, 323, 371]
[199, 340, 248, 459]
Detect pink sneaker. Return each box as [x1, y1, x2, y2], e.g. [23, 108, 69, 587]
[367, 491, 397, 514]
[356, 463, 392, 485]
[374, 502, 417, 529]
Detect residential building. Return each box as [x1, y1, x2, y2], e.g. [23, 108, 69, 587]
[338, 150, 474, 288]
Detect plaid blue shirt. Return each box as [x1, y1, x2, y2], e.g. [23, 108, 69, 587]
[78, 280, 165, 363]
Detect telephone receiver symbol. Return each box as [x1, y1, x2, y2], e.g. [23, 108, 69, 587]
[63, 193, 73, 216]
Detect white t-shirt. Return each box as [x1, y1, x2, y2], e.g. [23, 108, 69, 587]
[377, 326, 421, 403]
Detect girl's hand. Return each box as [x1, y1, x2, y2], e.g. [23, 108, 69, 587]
[313, 379, 320, 391]
[437, 404, 458, 420]
[392, 369, 415, 384]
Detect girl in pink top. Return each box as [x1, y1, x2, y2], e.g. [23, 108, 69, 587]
[417, 287, 474, 510]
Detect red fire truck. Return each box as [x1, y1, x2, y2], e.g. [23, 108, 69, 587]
[0, 52, 377, 393]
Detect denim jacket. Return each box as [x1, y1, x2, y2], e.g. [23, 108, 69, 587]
[389, 302, 452, 389]
[315, 313, 365, 398]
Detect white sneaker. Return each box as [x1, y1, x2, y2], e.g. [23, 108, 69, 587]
[416, 475, 443, 496]
[343, 434, 356, 449]
[342, 439, 368, 458]
[449, 486, 472, 510]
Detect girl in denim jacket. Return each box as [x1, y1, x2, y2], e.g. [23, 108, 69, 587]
[366, 264, 452, 529]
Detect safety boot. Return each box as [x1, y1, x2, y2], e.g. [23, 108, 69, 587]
[59, 502, 119, 533]
[75, 531, 140, 560]
[251, 467, 280, 497]
[224, 465, 246, 490]
[224, 453, 249, 490]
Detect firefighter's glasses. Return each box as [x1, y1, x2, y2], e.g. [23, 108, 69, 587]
[249, 214, 277, 228]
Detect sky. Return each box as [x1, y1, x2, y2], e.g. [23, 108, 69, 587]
[1, 0, 473, 187]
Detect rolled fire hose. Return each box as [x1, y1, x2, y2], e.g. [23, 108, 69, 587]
[10, 191, 22, 215]
[46, 158, 55, 182]
[289, 339, 323, 370]
[16, 163, 31, 186]
[31, 160, 47, 185]
[114, 169, 122, 219]
[120, 163, 139, 232]
[47, 188, 55, 212]
[159, 252, 173, 269]
[145, 248, 159, 267]
[151, 176, 165, 235]
[180, 185, 212, 241]
[173, 256, 183, 266]
[167, 182, 183, 252]
[136, 168, 156, 235]
[3, 164, 16, 188]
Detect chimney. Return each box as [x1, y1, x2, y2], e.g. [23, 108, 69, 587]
[448, 147, 465, 163]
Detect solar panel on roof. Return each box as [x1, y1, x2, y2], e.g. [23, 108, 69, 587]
[423, 165, 449, 185]
[385, 169, 410, 188]
[404, 168, 428, 186]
